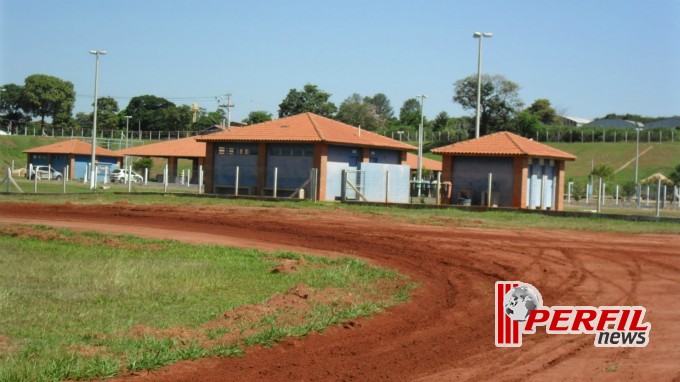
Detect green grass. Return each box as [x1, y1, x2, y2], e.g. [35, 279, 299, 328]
[1, 191, 678, 233]
[546, 141, 680, 185]
[0, 136, 70, 169]
[0, 225, 413, 381]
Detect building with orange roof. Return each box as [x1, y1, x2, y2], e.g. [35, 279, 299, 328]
[196, 113, 416, 202]
[24, 139, 122, 180]
[431, 131, 576, 210]
[116, 136, 206, 182]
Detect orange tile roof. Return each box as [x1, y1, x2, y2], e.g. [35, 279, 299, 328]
[116, 136, 205, 158]
[24, 139, 123, 157]
[196, 113, 416, 151]
[431, 131, 576, 160]
[406, 153, 443, 171]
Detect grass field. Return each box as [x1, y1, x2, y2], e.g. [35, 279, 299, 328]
[0, 225, 413, 381]
[546, 141, 679, 185]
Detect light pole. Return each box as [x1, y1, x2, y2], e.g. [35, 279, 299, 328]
[89, 50, 106, 190]
[124, 115, 132, 171]
[473, 32, 492, 139]
[635, 127, 642, 207]
[416, 94, 428, 196]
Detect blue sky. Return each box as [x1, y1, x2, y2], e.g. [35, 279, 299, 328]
[1, 0, 678, 122]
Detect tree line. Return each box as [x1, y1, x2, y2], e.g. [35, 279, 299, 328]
[1, 73, 675, 138]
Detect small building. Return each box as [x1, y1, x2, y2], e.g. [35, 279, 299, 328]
[558, 115, 591, 127]
[116, 136, 206, 182]
[431, 132, 576, 210]
[24, 139, 122, 180]
[644, 117, 680, 129]
[196, 113, 416, 202]
[584, 118, 643, 129]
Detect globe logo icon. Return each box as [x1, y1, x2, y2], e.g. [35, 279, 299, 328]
[504, 285, 541, 322]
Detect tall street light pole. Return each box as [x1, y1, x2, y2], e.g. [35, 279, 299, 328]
[124, 115, 132, 171]
[89, 50, 106, 190]
[473, 32, 492, 139]
[635, 127, 642, 207]
[416, 94, 428, 197]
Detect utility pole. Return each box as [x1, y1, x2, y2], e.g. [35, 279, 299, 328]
[217, 94, 235, 127]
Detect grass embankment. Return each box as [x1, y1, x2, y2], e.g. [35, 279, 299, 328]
[1, 193, 678, 233]
[0, 225, 413, 381]
[546, 142, 680, 185]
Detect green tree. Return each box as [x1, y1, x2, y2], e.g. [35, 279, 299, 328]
[244, 110, 273, 125]
[19, 74, 76, 131]
[94, 96, 120, 131]
[365, 93, 394, 120]
[336, 93, 384, 131]
[123, 95, 177, 131]
[452, 74, 523, 136]
[590, 164, 614, 180]
[133, 157, 154, 173]
[669, 164, 680, 185]
[399, 98, 423, 129]
[431, 111, 450, 132]
[278, 84, 337, 118]
[0, 83, 30, 128]
[511, 111, 542, 136]
[74, 112, 91, 129]
[525, 98, 558, 125]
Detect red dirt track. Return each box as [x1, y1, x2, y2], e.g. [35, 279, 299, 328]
[1, 202, 679, 381]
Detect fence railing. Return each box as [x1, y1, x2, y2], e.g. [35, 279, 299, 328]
[3, 123, 677, 145]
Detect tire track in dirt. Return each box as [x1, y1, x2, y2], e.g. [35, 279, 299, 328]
[0, 202, 678, 381]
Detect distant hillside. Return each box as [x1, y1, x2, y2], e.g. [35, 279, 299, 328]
[546, 142, 680, 185]
[0, 136, 69, 169]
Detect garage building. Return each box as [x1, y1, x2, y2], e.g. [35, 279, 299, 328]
[196, 113, 416, 202]
[24, 139, 122, 180]
[432, 132, 576, 210]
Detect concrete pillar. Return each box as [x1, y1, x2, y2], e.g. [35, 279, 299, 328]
[256, 142, 268, 195]
[440, 155, 453, 204]
[512, 157, 529, 209]
[69, 155, 76, 180]
[203, 143, 215, 193]
[313, 143, 328, 201]
[362, 147, 370, 163]
[168, 157, 178, 183]
[554, 160, 566, 211]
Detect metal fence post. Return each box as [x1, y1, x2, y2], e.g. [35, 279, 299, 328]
[144, 168, 148, 186]
[385, 170, 390, 203]
[128, 165, 133, 193]
[34, 168, 38, 194]
[63, 166, 67, 194]
[340, 170, 347, 202]
[198, 165, 204, 194]
[436, 171, 441, 205]
[615, 184, 619, 206]
[163, 164, 168, 194]
[646, 185, 650, 207]
[273, 167, 278, 198]
[234, 166, 240, 196]
[656, 179, 661, 217]
[487, 173, 493, 207]
[597, 177, 602, 213]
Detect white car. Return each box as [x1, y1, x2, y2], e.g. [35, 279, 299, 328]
[26, 165, 63, 180]
[110, 168, 143, 183]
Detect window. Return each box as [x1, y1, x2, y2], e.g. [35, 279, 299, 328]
[218, 146, 226, 155]
[228, 147, 235, 155]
